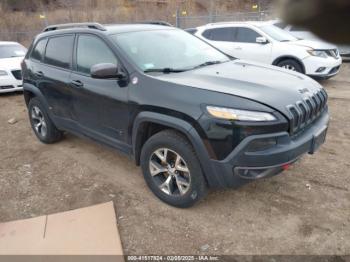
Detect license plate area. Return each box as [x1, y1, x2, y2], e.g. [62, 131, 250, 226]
[309, 126, 328, 154]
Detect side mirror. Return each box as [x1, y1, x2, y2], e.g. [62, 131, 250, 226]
[90, 63, 125, 79]
[256, 36, 268, 44]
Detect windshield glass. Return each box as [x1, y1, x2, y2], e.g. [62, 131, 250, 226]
[111, 29, 230, 72]
[0, 44, 27, 59]
[259, 25, 298, 42]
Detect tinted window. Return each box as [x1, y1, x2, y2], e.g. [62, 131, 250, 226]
[235, 28, 261, 43]
[0, 44, 27, 59]
[203, 28, 236, 42]
[44, 35, 74, 69]
[76, 35, 117, 75]
[30, 39, 47, 61]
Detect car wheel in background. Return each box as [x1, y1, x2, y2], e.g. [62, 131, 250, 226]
[140, 130, 207, 208]
[277, 59, 303, 73]
[28, 98, 63, 144]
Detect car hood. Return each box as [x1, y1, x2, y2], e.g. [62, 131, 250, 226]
[0, 57, 23, 70]
[288, 39, 337, 50]
[156, 60, 324, 117]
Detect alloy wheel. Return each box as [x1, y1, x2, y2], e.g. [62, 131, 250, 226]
[282, 64, 296, 71]
[31, 106, 47, 137]
[149, 148, 191, 196]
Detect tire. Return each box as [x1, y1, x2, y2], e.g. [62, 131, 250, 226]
[140, 130, 207, 208]
[277, 59, 303, 73]
[28, 97, 63, 144]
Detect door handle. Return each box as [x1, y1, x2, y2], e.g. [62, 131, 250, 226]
[234, 47, 242, 50]
[35, 71, 44, 78]
[71, 80, 84, 88]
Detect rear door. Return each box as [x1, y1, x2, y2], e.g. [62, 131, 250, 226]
[37, 35, 75, 120]
[232, 27, 272, 63]
[70, 34, 130, 149]
[201, 27, 237, 56]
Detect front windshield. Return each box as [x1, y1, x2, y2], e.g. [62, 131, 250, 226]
[259, 25, 298, 42]
[111, 29, 230, 72]
[0, 44, 27, 59]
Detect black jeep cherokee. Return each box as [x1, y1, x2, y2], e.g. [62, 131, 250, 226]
[22, 23, 329, 207]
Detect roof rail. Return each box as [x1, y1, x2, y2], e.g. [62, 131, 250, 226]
[43, 22, 106, 32]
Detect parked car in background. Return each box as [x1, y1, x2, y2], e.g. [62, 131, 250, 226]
[0, 41, 27, 93]
[22, 23, 329, 207]
[273, 20, 350, 60]
[192, 21, 342, 79]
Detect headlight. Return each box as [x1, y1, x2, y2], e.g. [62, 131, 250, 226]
[307, 49, 328, 58]
[206, 106, 276, 121]
[0, 70, 8, 76]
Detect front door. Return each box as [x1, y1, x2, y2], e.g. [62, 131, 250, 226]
[70, 34, 130, 150]
[231, 27, 272, 63]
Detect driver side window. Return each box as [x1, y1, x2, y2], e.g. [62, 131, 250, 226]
[76, 35, 117, 75]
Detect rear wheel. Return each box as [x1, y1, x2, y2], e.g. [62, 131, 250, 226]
[277, 59, 303, 73]
[28, 98, 63, 144]
[140, 130, 207, 208]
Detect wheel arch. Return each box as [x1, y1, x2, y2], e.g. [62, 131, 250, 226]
[23, 83, 55, 120]
[132, 111, 221, 188]
[272, 55, 306, 74]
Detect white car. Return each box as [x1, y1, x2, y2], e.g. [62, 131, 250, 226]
[193, 21, 342, 79]
[273, 20, 350, 60]
[0, 42, 27, 93]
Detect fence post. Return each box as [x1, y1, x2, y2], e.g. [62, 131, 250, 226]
[175, 8, 180, 28]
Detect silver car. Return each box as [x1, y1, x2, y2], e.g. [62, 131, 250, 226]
[273, 21, 350, 60]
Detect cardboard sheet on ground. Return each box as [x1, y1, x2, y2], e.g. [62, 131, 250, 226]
[0, 202, 123, 255]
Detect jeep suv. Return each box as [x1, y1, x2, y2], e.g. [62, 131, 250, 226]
[22, 23, 329, 208]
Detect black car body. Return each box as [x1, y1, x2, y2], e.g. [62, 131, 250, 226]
[22, 23, 329, 207]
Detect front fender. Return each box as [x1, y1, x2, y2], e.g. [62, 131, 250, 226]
[132, 111, 225, 188]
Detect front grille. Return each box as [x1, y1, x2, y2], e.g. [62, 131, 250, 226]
[11, 70, 22, 80]
[287, 89, 328, 135]
[326, 49, 339, 59]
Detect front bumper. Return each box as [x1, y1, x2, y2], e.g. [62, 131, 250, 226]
[0, 74, 23, 93]
[207, 110, 329, 188]
[303, 55, 342, 79]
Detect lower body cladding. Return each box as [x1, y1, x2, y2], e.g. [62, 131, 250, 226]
[205, 111, 329, 189]
[303, 56, 342, 80]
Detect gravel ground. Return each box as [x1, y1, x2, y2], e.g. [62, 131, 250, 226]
[0, 64, 349, 255]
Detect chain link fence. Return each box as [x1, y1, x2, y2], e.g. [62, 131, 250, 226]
[175, 10, 275, 29]
[0, 11, 275, 46]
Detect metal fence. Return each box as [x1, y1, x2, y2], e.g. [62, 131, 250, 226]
[0, 11, 275, 45]
[175, 10, 275, 29]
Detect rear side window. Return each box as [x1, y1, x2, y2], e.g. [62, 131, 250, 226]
[202, 28, 236, 42]
[76, 35, 117, 75]
[30, 39, 47, 61]
[44, 35, 74, 69]
[235, 28, 261, 43]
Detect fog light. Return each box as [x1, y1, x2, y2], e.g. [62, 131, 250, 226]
[316, 67, 326, 73]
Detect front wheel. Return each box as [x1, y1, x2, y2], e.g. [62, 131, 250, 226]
[140, 130, 207, 208]
[277, 59, 303, 73]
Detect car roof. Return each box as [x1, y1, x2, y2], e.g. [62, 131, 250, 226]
[0, 41, 21, 46]
[199, 20, 276, 28]
[37, 23, 175, 39]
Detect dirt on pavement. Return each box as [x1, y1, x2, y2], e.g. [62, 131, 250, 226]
[0, 64, 350, 255]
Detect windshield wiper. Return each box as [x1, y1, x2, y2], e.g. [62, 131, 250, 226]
[144, 68, 187, 74]
[194, 60, 224, 69]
